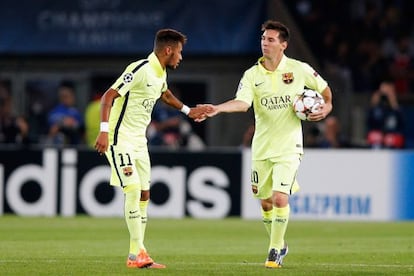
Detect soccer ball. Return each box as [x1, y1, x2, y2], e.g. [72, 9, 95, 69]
[292, 89, 325, 121]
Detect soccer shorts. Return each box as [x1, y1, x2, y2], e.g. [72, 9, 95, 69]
[105, 144, 151, 191]
[251, 154, 302, 199]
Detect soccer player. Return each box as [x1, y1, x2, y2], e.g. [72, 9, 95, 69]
[198, 20, 333, 268]
[94, 29, 208, 269]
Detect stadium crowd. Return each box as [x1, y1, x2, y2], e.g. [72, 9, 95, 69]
[287, 0, 414, 95]
[286, 0, 414, 148]
[1, 0, 414, 149]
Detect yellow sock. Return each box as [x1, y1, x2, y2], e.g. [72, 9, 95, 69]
[124, 186, 145, 254]
[269, 205, 290, 251]
[261, 208, 273, 237]
[139, 200, 149, 242]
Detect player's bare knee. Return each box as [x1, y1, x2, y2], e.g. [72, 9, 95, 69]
[272, 192, 288, 208]
[261, 198, 273, 211]
[140, 190, 150, 201]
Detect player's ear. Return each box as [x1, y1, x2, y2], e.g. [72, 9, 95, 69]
[164, 46, 172, 56]
[281, 40, 288, 50]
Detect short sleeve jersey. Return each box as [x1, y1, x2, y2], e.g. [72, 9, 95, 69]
[108, 52, 168, 147]
[236, 55, 328, 160]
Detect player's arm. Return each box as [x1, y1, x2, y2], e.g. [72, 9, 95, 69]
[95, 88, 120, 154]
[160, 89, 211, 120]
[194, 99, 249, 122]
[308, 86, 333, 121]
[211, 99, 250, 115]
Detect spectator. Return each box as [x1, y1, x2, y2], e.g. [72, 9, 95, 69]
[387, 33, 414, 95]
[304, 116, 349, 148]
[47, 83, 84, 145]
[287, 1, 414, 94]
[318, 116, 350, 148]
[85, 91, 103, 148]
[0, 81, 29, 145]
[148, 88, 204, 150]
[366, 80, 405, 148]
[148, 100, 183, 148]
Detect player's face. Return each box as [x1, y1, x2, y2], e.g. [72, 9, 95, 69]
[166, 43, 183, 70]
[261, 29, 286, 58]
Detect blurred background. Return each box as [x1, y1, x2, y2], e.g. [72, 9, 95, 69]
[1, 0, 414, 149]
[1, 0, 413, 220]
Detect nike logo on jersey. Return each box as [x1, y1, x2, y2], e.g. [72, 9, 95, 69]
[146, 83, 152, 87]
[129, 210, 138, 214]
[280, 183, 289, 186]
[255, 82, 264, 87]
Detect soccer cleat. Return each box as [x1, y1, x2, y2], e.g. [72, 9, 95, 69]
[265, 248, 281, 268]
[126, 256, 138, 268]
[278, 243, 289, 266]
[136, 249, 154, 268]
[126, 250, 154, 268]
[126, 251, 166, 269]
[146, 262, 166, 269]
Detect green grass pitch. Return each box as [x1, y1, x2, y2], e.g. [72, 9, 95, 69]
[0, 216, 413, 275]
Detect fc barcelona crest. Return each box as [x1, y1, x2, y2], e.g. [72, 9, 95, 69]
[123, 166, 133, 177]
[282, 72, 294, 84]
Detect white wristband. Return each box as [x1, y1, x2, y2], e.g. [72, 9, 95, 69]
[100, 122, 109, 132]
[180, 104, 190, 115]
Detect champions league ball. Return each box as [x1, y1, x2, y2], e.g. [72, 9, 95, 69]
[293, 89, 325, 121]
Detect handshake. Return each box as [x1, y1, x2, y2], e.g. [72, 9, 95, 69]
[187, 104, 217, 122]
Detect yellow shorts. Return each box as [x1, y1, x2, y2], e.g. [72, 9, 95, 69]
[105, 144, 151, 191]
[251, 154, 302, 199]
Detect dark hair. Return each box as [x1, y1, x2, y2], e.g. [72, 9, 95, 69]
[154, 29, 187, 52]
[261, 20, 290, 43]
[59, 80, 75, 90]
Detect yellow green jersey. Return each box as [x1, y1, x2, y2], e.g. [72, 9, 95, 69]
[236, 55, 328, 160]
[108, 52, 167, 148]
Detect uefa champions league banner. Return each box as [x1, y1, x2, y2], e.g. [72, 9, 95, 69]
[0, 148, 413, 220]
[0, 0, 265, 55]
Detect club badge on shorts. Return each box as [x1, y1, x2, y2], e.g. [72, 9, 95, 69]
[123, 166, 133, 176]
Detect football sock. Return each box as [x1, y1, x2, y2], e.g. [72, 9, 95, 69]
[124, 187, 145, 255]
[139, 200, 149, 241]
[269, 204, 290, 251]
[261, 208, 273, 236]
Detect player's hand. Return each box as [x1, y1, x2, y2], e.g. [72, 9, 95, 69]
[307, 102, 332, 121]
[189, 104, 215, 122]
[202, 104, 219, 117]
[94, 132, 109, 155]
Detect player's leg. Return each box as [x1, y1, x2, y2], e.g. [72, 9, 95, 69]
[134, 148, 166, 269]
[139, 191, 149, 241]
[268, 154, 301, 267]
[251, 160, 281, 268]
[106, 145, 154, 268]
[261, 199, 273, 236]
[124, 185, 149, 268]
[251, 160, 273, 236]
[135, 149, 151, 242]
[269, 191, 289, 265]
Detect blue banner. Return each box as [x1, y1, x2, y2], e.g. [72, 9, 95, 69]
[0, 0, 265, 55]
